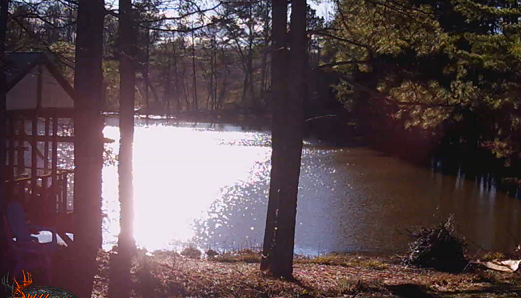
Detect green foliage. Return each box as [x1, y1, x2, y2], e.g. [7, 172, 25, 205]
[327, 0, 521, 161]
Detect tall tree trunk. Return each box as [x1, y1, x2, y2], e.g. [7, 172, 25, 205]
[73, 0, 105, 296]
[241, 73, 249, 110]
[247, 43, 255, 111]
[0, 0, 8, 211]
[164, 44, 172, 115]
[0, 1, 9, 275]
[212, 36, 218, 110]
[209, 36, 216, 111]
[145, 29, 150, 119]
[217, 50, 230, 110]
[191, 30, 198, 111]
[269, 0, 306, 278]
[260, 0, 270, 108]
[247, 5, 256, 112]
[182, 61, 190, 110]
[109, 0, 136, 297]
[261, 0, 307, 279]
[172, 39, 181, 112]
[260, 0, 288, 272]
[118, 0, 136, 255]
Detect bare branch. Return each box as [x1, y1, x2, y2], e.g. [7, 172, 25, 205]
[318, 60, 370, 69]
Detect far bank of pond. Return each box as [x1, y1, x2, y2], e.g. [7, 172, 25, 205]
[100, 118, 521, 255]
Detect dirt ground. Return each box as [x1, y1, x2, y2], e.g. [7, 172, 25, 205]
[43, 249, 521, 298]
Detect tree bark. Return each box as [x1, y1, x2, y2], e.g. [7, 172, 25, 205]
[117, 0, 136, 254]
[260, 0, 288, 272]
[270, 0, 307, 278]
[246, 6, 256, 112]
[0, 0, 8, 211]
[109, 0, 136, 297]
[261, 0, 307, 279]
[73, 0, 105, 296]
[0, 0, 10, 276]
[172, 38, 181, 112]
[164, 44, 172, 115]
[145, 29, 150, 118]
[191, 30, 198, 111]
[260, 0, 270, 109]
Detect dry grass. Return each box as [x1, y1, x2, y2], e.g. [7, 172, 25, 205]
[297, 254, 391, 271]
[212, 249, 261, 263]
[50, 250, 521, 298]
[480, 252, 507, 262]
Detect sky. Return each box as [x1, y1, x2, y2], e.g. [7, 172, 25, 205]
[153, 0, 336, 26]
[310, 0, 334, 23]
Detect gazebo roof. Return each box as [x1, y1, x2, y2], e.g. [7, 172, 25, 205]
[4, 52, 75, 111]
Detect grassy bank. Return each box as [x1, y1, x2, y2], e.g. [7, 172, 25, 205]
[48, 249, 521, 298]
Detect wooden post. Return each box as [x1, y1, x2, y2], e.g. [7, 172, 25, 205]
[52, 115, 58, 210]
[30, 64, 42, 204]
[44, 118, 50, 172]
[8, 115, 14, 199]
[36, 64, 43, 110]
[31, 113, 37, 203]
[43, 117, 50, 202]
[17, 119, 25, 202]
[62, 173, 68, 213]
[16, 118, 25, 176]
[41, 175, 49, 212]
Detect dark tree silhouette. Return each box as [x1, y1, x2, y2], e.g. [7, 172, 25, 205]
[0, 0, 10, 278]
[109, 0, 136, 297]
[261, 0, 307, 279]
[260, 0, 287, 272]
[117, 0, 136, 259]
[0, 0, 8, 210]
[72, 0, 105, 296]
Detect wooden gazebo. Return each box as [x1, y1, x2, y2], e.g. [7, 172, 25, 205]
[4, 52, 75, 244]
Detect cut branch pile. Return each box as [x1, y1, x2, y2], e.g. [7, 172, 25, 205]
[404, 216, 468, 273]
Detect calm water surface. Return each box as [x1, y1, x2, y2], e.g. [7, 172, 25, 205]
[101, 119, 521, 255]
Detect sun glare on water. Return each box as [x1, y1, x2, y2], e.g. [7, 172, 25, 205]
[101, 122, 271, 251]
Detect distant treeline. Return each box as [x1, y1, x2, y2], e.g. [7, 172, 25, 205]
[5, 0, 333, 116]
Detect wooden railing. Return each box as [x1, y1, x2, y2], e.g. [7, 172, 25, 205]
[5, 169, 73, 215]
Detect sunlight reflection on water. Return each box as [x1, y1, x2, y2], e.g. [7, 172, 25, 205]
[101, 121, 272, 251]
[100, 119, 521, 256]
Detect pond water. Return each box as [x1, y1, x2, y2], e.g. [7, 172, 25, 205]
[100, 118, 521, 255]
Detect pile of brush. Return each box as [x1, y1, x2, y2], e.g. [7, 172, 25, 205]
[404, 216, 468, 273]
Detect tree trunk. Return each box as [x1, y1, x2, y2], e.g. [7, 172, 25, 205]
[261, 0, 307, 279]
[0, 0, 8, 211]
[182, 60, 191, 111]
[191, 30, 198, 111]
[217, 50, 230, 110]
[260, 0, 270, 108]
[260, 0, 288, 272]
[0, 0, 10, 276]
[73, 0, 105, 296]
[164, 45, 172, 115]
[118, 0, 136, 255]
[270, 0, 306, 277]
[212, 37, 218, 110]
[172, 39, 181, 112]
[145, 29, 150, 118]
[109, 0, 136, 297]
[247, 7, 256, 112]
